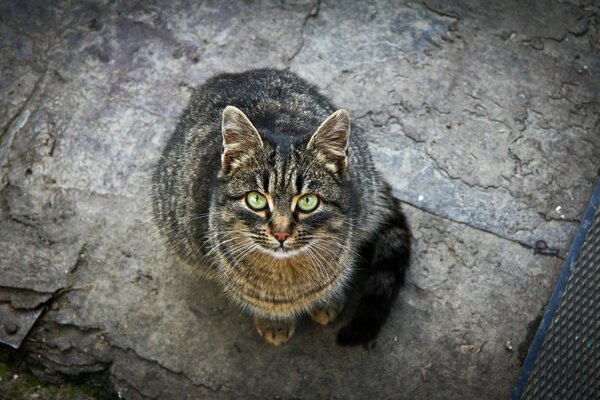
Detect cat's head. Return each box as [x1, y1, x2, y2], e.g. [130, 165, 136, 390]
[210, 105, 353, 260]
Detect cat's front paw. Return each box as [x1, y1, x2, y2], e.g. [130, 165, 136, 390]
[310, 300, 344, 325]
[254, 318, 296, 346]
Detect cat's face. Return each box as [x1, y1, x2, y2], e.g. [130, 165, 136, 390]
[211, 107, 352, 261]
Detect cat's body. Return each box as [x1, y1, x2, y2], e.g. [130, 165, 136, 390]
[152, 69, 410, 345]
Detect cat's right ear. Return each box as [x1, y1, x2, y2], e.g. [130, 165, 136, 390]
[221, 106, 263, 175]
[307, 109, 350, 174]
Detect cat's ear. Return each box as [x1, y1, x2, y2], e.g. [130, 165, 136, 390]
[307, 109, 350, 173]
[221, 106, 263, 174]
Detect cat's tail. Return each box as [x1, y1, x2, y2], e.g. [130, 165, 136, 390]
[337, 201, 411, 346]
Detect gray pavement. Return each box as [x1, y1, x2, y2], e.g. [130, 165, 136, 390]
[1, 1, 599, 399]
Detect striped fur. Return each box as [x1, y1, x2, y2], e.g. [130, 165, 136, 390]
[152, 69, 411, 345]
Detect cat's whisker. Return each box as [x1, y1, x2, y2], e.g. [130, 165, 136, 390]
[196, 230, 257, 269]
[186, 209, 231, 224]
[341, 220, 372, 234]
[311, 244, 339, 279]
[200, 236, 239, 262]
[224, 239, 256, 265]
[206, 240, 252, 273]
[309, 242, 343, 263]
[186, 212, 211, 221]
[304, 245, 332, 284]
[313, 236, 367, 264]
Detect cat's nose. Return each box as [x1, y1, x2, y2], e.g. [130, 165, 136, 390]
[273, 231, 290, 243]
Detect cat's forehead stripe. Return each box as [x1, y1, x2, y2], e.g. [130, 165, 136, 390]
[257, 147, 302, 196]
[262, 170, 270, 192]
[295, 174, 304, 194]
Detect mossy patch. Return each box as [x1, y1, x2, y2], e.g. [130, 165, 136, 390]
[0, 348, 116, 400]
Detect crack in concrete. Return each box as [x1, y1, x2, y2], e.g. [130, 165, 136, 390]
[422, 1, 461, 20]
[50, 321, 104, 333]
[33, 348, 109, 370]
[360, 112, 503, 191]
[536, 211, 581, 225]
[0, 285, 54, 298]
[104, 338, 222, 393]
[0, 73, 46, 167]
[422, 146, 502, 190]
[401, 200, 566, 260]
[9, 214, 56, 247]
[48, 284, 94, 305]
[111, 375, 156, 400]
[68, 243, 89, 275]
[286, 0, 321, 66]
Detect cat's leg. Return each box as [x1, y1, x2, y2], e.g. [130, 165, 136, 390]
[337, 200, 411, 346]
[310, 296, 345, 325]
[254, 317, 297, 346]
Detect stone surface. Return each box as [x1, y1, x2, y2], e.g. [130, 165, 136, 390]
[0, 0, 598, 399]
[291, 0, 600, 252]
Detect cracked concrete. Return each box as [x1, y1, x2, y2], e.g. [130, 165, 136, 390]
[0, 0, 598, 399]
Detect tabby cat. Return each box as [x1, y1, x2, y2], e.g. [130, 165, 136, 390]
[152, 69, 411, 346]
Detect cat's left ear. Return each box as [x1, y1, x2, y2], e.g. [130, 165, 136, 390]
[307, 109, 350, 174]
[221, 106, 263, 175]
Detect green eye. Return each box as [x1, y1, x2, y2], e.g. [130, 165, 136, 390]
[297, 194, 319, 212]
[246, 191, 268, 211]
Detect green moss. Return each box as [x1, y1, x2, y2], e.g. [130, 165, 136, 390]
[0, 349, 116, 400]
[0, 361, 7, 379]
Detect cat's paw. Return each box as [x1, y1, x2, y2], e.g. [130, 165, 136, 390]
[254, 318, 296, 346]
[310, 300, 344, 325]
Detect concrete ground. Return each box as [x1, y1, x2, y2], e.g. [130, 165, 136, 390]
[1, 0, 599, 399]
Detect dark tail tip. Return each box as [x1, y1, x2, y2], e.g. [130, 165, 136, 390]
[336, 317, 381, 346]
[336, 289, 398, 346]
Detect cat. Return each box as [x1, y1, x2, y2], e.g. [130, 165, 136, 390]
[151, 69, 411, 346]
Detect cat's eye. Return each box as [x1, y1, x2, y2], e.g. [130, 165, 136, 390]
[296, 194, 319, 212]
[246, 191, 268, 211]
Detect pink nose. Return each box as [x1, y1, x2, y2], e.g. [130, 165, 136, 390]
[273, 231, 290, 242]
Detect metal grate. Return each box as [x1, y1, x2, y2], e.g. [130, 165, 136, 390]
[521, 206, 600, 399]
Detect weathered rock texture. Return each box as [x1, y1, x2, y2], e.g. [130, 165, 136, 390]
[1, 0, 598, 399]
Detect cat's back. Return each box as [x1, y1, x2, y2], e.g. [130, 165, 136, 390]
[187, 70, 331, 140]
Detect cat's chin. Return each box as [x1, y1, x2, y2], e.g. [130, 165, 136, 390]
[262, 245, 303, 259]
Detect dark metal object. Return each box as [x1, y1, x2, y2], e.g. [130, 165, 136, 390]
[511, 178, 600, 399]
[0, 303, 43, 349]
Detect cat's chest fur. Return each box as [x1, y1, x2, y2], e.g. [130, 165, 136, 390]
[217, 249, 351, 318]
